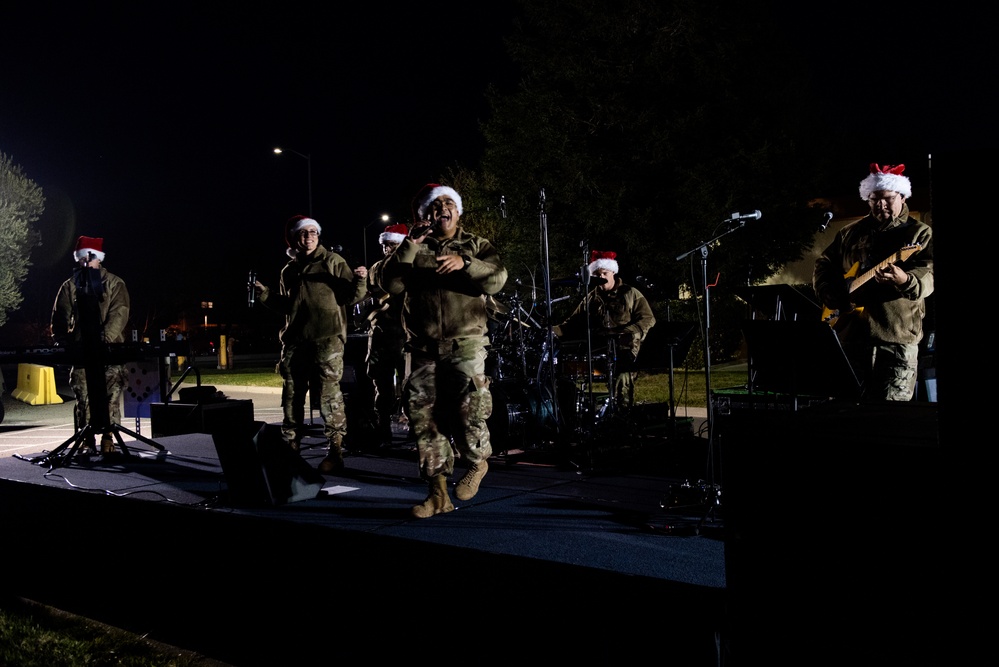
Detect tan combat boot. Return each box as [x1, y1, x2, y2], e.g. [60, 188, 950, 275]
[318, 437, 345, 474]
[455, 460, 488, 501]
[411, 475, 454, 519]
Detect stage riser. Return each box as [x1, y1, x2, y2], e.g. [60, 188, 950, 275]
[719, 400, 949, 663]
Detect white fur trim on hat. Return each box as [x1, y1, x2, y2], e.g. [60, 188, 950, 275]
[74, 248, 105, 262]
[379, 230, 407, 244]
[588, 258, 619, 275]
[416, 185, 463, 219]
[291, 217, 322, 234]
[859, 163, 912, 200]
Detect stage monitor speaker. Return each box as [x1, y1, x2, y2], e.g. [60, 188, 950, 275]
[212, 421, 325, 507]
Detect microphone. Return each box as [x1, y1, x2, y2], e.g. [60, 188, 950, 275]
[729, 210, 762, 222]
[247, 271, 256, 308]
[819, 211, 833, 232]
[587, 275, 608, 287]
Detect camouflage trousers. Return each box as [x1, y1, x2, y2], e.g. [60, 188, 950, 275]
[404, 337, 493, 479]
[279, 337, 346, 446]
[845, 340, 920, 402]
[614, 371, 636, 412]
[366, 330, 409, 424]
[70, 365, 126, 432]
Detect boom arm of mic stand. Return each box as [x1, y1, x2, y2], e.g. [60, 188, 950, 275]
[675, 223, 746, 262]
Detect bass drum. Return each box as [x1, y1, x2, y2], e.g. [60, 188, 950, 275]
[487, 380, 559, 452]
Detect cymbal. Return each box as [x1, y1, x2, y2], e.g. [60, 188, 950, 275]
[485, 296, 510, 315]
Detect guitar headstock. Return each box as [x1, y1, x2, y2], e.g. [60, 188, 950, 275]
[897, 243, 922, 262]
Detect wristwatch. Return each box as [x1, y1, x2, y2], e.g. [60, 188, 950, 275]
[462, 255, 472, 271]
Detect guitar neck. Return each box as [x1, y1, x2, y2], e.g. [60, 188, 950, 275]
[850, 252, 900, 294]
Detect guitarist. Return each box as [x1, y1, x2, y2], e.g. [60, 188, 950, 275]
[813, 163, 934, 402]
[364, 223, 411, 447]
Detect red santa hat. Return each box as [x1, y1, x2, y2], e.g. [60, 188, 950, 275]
[859, 163, 912, 200]
[73, 236, 105, 262]
[284, 215, 321, 246]
[379, 223, 409, 245]
[587, 250, 619, 275]
[412, 183, 463, 221]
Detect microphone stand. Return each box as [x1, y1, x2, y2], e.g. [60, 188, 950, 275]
[674, 220, 748, 528]
[535, 188, 564, 443]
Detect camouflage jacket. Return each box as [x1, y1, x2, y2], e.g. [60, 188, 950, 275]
[51, 267, 130, 344]
[813, 205, 933, 345]
[374, 228, 507, 351]
[554, 277, 656, 359]
[260, 245, 367, 346]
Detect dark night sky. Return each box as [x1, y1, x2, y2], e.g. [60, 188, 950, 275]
[1, 3, 988, 339]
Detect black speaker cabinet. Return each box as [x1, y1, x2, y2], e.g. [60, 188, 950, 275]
[150, 399, 254, 438]
[212, 422, 325, 507]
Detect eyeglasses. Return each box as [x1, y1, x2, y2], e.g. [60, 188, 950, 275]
[430, 199, 458, 212]
[297, 229, 319, 238]
[868, 194, 900, 207]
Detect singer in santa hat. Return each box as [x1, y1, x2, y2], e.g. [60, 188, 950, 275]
[50, 236, 131, 455]
[813, 163, 934, 401]
[553, 249, 656, 416]
[357, 222, 410, 448]
[374, 183, 508, 518]
[255, 215, 368, 472]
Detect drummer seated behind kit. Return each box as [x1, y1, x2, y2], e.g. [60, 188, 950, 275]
[552, 250, 656, 413]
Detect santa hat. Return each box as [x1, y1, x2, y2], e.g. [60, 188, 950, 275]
[859, 163, 912, 200]
[379, 223, 409, 245]
[73, 236, 105, 262]
[284, 215, 321, 246]
[412, 183, 463, 221]
[587, 250, 619, 275]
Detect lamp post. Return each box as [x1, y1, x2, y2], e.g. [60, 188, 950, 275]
[364, 213, 391, 266]
[273, 147, 312, 216]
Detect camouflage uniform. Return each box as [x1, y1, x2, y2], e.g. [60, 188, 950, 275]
[374, 228, 507, 479]
[51, 267, 130, 433]
[260, 245, 366, 447]
[363, 261, 408, 442]
[554, 277, 656, 412]
[814, 204, 933, 401]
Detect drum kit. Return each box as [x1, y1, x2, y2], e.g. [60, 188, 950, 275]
[485, 286, 620, 452]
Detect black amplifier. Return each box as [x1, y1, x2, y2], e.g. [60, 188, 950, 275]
[710, 386, 828, 416]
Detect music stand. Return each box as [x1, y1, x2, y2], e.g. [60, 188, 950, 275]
[741, 319, 861, 402]
[633, 322, 697, 430]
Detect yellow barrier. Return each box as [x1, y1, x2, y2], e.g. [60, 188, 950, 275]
[12, 364, 64, 405]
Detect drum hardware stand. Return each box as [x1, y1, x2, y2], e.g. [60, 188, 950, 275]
[531, 188, 589, 469]
[17, 263, 165, 469]
[536, 187, 563, 430]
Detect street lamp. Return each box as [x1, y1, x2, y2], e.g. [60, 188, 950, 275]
[364, 213, 391, 266]
[273, 147, 312, 216]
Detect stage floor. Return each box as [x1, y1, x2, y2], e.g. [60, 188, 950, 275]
[0, 388, 730, 665]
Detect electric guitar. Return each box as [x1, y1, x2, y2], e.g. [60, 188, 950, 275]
[820, 244, 922, 331]
[352, 293, 391, 331]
